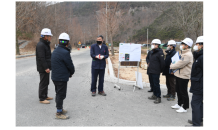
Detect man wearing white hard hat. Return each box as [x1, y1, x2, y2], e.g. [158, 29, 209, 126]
[51, 32, 75, 119]
[187, 36, 203, 126]
[36, 28, 53, 104]
[170, 38, 193, 113]
[162, 40, 177, 101]
[147, 39, 165, 104]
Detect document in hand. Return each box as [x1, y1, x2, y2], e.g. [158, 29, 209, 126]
[171, 52, 180, 73]
[171, 52, 180, 64]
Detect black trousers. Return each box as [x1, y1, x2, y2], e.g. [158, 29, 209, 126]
[53, 81, 67, 110]
[191, 94, 203, 126]
[39, 72, 50, 101]
[166, 75, 176, 96]
[176, 77, 189, 109]
[149, 73, 161, 98]
[91, 68, 105, 92]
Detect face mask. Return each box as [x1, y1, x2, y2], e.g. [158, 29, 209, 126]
[166, 47, 171, 51]
[97, 41, 102, 45]
[180, 45, 184, 51]
[151, 45, 155, 49]
[193, 45, 199, 51]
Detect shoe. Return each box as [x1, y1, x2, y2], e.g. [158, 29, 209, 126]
[98, 91, 107, 96]
[185, 125, 193, 127]
[39, 100, 50, 104]
[148, 89, 153, 92]
[176, 107, 187, 113]
[92, 92, 96, 96]
[55, 112, 69, 119]
[154, 97, 161, 104]
[163, 94, 170, 98]
[61, 109, 67, 114]
[148, 94, 157, 100]
[171, 104, 181, 109]
[188, 120, 203, 126]
[46, 97, 53, 100]
[167, 95, 175, 101]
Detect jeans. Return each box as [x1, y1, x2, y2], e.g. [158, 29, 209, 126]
[149, 73, 161, 98]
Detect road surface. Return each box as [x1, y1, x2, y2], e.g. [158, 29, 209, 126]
[16, 48, 193, 126]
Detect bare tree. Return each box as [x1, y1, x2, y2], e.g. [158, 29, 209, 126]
[154, 2, 203, 40]
[16, 2, 36, 55]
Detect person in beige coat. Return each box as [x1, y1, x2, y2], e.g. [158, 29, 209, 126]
[170, 38, 193, 113]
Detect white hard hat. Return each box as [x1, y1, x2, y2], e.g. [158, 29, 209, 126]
[168, 40, 176, 45]
[41, 28, 53, 36]
[151, 39, 161, 44]
[59, 32, 70, 41]
[196, 36, 203, 44]
[182, 38, 193, 47]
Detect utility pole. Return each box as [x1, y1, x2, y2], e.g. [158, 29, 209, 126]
[106, 2, 108, 44]
[147, 28, 148, 50]
[98, 21, 99, 35]
[55, 3, 57, 44]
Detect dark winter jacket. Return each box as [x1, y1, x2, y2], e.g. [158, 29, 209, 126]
[90, 43, 109, 69]
[51, 44, 75, 82]
[190, 49, 203, 95]
[162, 48, 177, 76]
[36, 38, 51, 73]
[146, 50, 151, 74]
[147, 48, 165, 74]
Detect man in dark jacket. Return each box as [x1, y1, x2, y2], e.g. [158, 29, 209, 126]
[147, 39, 165, 104]
[51, 32, 75, 119]
[146, 50, 153, 92]
[36, 28, 53, 104]
[90, 35, 109, 96]
[188, 36, 203, 126]
[162, 40, 177, 101]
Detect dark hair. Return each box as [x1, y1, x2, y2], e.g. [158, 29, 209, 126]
[59, 39, 69, 46]
[97, 35, 104, 39]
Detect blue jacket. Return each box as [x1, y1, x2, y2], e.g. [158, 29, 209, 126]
[51, 45, 75, 82]
[90, 43, 109, 69]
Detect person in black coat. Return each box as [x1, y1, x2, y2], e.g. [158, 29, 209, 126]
[51, 32, 75, 119]
[36, 28, 53, 104]
[147, 39, 165, 104]
[146, 50, 153, 92]
[90, 35, 109, 96]
[162, 40, 177, 101]
[188, 36, 203, 126]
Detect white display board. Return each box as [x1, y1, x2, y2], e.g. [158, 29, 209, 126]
[119, 43, 141, 61]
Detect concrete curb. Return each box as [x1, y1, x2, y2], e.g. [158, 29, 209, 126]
[16, 54, 35, 58]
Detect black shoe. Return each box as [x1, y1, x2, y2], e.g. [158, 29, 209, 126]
[148, 89, 153, 92]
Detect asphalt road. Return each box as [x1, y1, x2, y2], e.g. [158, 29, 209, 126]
[16, 48, 193, 126]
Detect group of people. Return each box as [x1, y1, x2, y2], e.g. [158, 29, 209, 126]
[36, 28, 75, 119]
[35, 28, 203, 126]
[146, 36, 203, 126]
[35, 28, 109, 120]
